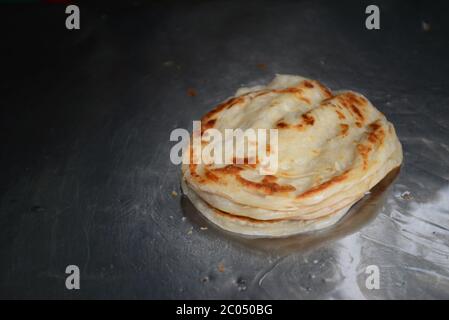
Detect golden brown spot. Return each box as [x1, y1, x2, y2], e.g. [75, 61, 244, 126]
[355, 121, 362, 128]
[367, 120, 385, 144]
[201, 96, 245, 123]
[230, 150, 261, 168]
[189, 163, 204, 182]
[340, 124, 349, 136]
[296, 112, 315, 130]
[189, 163, 197, 174]
[201, 119, 216, 133]
[297, 171, 349, 199]
[298, 96, 311, 104]
[232, 156, 258, 166]
[303, 81, 314, 88]
[225, 97, 245, 109]
[276, 121, 288, 128]
[211, 165, 243, 174]
[262, 175, 277, 183]
[302, 113, 315, 125]
[350, 104, 364, 121]
[335, 93, 367, 125]
[274, 87, 311, 104]
[368, 134, 377, 143]
[315, 81, 333, 98]
[204, 169, 220, 182]
[236, 175, 295, 195]
[337, 97, 349, 108]
[344, 92, 367, 106]
[369, 121, 381, 131]
[357, 144, 372, 169]
[275, 87, 302, 94]
[335, 110, 346, 120]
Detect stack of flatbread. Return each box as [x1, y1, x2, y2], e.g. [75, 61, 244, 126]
[181, 74, 403, 237]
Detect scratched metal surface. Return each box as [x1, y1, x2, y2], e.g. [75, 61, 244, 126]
[1, 0, 449, 299]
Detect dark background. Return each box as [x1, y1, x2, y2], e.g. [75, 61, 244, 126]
[1, 0, 449, 299]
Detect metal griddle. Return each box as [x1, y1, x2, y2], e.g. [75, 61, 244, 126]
[1, 0, 449, 299]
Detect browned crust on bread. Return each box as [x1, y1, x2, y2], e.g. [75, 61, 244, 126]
[357, 144, 372, 170]
[274, 87, 311, 104]
[276, 121, 288, 128]
[335, 109, 346, 120]
[296, 170, 350, 199]
[356, 119, 386, 169]
[368, 120, 385, 144]
[323, 92, 368, 127]
[301, 113, 315, 125]
[201, 119, 217, 133]
[201, 96, 246, 127]
[210, 165, 243, 174]
[236, 175, 296, 195]
[204, 169, 220, 182]
[189, 163, 206, 183]
[315, 81, 333, 99]
[340, 123, 349, 136]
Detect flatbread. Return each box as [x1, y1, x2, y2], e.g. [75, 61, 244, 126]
[182, 180, 352, 237]
[181, 74, 403, 237]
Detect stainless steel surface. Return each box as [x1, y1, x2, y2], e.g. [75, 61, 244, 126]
[1, 0, 449, 299]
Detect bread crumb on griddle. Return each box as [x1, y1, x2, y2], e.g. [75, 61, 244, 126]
[400, 191, 413, 200]
[187, 88, 197, 97]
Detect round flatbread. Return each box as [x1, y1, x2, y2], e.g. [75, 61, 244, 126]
[181, 74, 403, 237]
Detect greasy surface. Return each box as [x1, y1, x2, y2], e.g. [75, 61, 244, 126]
[1, 0, 449, 299]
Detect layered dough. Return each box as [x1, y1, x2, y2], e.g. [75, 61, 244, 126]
[181, 74, 403, 237]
